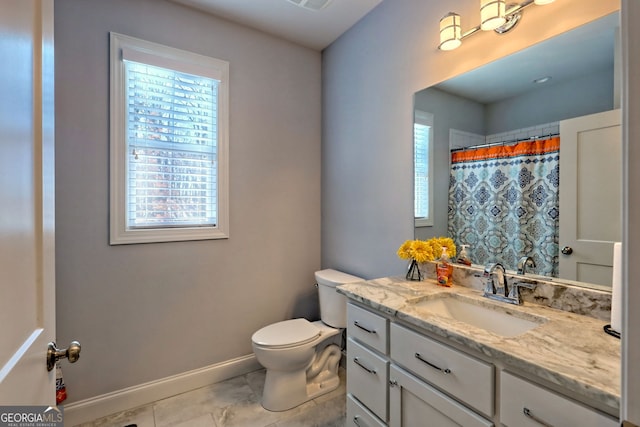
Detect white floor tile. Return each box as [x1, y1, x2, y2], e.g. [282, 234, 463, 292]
[79, 368, 346, 427]
[81, 404, 155, 427]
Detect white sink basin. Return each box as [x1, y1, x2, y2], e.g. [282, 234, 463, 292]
[412, 295, 546, 337]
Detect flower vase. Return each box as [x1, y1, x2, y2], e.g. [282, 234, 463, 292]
[406, 259, 422, 281]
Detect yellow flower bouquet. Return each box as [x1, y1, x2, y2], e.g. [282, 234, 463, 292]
[397, 237, 457, 281]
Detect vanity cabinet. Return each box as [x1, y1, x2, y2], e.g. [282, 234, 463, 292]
[345, 301, 616, 426]
[347, 302, 492, 426]
[500, 371, 618, 427]
[388, 365, 493, 427]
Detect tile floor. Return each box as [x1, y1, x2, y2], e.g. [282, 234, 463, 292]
[74, 368, 346, 427]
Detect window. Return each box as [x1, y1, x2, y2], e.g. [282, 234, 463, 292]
[110, 33, 229, 244]
[414, 110, 434, 227]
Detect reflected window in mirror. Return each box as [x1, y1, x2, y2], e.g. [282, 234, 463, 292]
[414, 110, 434, 227]
[412, 12, 620, 290]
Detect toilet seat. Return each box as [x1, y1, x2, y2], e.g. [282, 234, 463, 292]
[252, 318, 321, 349]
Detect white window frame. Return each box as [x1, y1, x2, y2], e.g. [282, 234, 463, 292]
[414, 110, 434, 227]
[110, 32, 229, 244]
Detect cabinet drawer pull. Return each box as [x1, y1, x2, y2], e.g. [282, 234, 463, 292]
[353, 415, 369, 427]
[353, 357, 377, 375]
[415, 352, 451, 374]
[523, 407, 555, 427]
[354, 320, 377, 334]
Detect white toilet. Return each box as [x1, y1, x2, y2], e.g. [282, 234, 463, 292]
[251, 268, 363, 411]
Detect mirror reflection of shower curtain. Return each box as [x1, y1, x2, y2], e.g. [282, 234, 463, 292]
[448, 137, 560, 276]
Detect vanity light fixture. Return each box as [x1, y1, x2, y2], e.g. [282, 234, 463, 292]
[439, 12, 462, 51]
[480, 0, 506, 31]
[439, 0, 556, 51]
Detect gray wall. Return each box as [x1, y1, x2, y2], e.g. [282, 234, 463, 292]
[55, 0, 322, 402]
[487, 67, 614, 134]
[414, 88, 485, 239]
[321, 0, 620, 279]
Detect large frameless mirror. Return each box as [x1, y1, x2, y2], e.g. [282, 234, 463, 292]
[414, 12, 621, 289]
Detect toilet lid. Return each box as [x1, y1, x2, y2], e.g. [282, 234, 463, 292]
[252, 318, 320, 348]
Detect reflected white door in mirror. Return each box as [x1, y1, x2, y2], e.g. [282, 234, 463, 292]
[559, 109, 621, 286]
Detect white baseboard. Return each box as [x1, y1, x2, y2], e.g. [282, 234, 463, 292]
[64, 354, 261, 426]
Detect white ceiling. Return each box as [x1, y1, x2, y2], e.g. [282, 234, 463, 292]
[168, 0, 383, 51]
[166, 2, 616, 99]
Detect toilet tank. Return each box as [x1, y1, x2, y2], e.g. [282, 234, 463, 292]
[315, 269, 363, 328]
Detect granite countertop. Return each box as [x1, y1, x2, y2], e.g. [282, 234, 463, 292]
[337, 276, 621, 414]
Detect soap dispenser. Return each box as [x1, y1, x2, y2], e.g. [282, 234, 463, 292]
[436, 247, 453, 287]
[457, 244, 472, 266]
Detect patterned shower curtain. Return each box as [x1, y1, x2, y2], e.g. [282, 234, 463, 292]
[448, 137, 560, 276]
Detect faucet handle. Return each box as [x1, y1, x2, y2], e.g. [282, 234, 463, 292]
[483, 262, 501, 276]
[508, 281, 537, 303]
[517, 256, 536, 275]
[483, 263, 493, 275]
[483, 263, 496, 295]
[483, 276, 496, 295]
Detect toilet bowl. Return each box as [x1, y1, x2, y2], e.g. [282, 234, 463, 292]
[251, 269, 363, 411]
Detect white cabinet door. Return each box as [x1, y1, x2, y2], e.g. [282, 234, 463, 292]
[500, 371, 618, 427]
[559, 109, 621, 286]
[389, 365, 493, 427]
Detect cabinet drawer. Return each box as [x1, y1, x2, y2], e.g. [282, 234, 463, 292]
[347, 337, 389, 422]
[347, 394, 386, 427]
[500, 371, 618, 427]
[390, 323, 494, 417]
[347, 303, 388, 354]
[389, 365, 493, 427]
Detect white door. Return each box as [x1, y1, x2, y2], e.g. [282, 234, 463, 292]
[559, 109, 622, 286]
[0, 0, 57, 405]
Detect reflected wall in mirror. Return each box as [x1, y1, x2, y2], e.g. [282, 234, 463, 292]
[414, 12, 621, 289]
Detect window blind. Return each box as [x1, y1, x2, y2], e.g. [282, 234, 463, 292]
[414, 122, 430, 219]
[125, 60, 219, 229]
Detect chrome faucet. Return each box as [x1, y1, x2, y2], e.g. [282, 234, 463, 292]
[483, 262, 536, 305]
[517, 256, 536, 275]
[483, 263, 508, 298]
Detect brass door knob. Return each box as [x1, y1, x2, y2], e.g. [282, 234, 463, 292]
[47, 341, 81, 371]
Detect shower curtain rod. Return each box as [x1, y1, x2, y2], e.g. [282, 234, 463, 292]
[450, 132, 559, 153]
